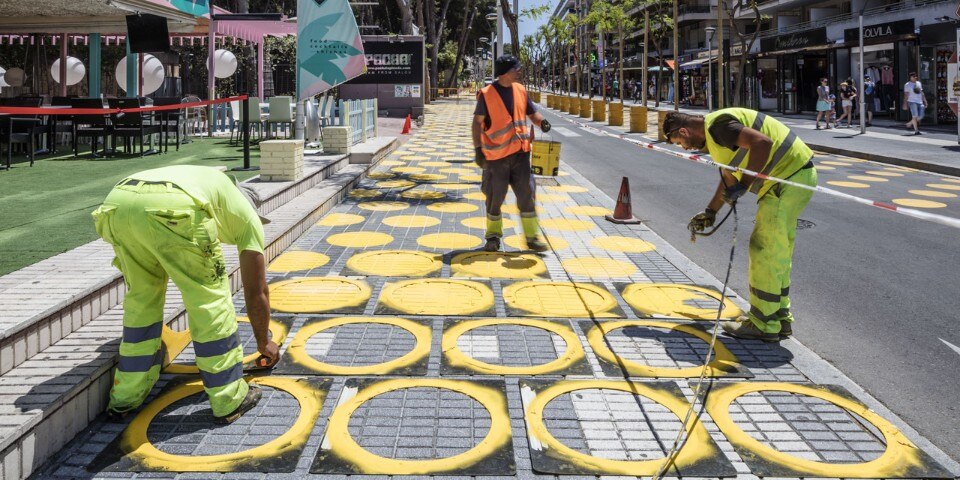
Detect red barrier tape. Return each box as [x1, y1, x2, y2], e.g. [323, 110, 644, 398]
[0, 95, 248, 116]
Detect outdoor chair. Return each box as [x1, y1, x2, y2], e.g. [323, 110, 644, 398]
[49, 96, 75, 153]
[265, 96, 294, 139]
[245, 96, 265, 142]
[153, 97, 182, 152]
[181, 95, 206, 140]
[229, 100, 242, 145]
[0, 97, 44, 169]
[108, 98, 162, 156]
[70, 98, 112, 157]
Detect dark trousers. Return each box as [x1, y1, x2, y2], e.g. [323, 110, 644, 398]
[481, 150, 539, 238]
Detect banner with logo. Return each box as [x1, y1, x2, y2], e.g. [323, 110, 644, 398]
[297, 0, 366, 98]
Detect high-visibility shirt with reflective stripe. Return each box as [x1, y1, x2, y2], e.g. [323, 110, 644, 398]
[704, 108, 813, 199]
[479, 83, 532, 160]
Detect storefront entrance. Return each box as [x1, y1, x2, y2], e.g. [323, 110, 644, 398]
[778, 53, 828, 114]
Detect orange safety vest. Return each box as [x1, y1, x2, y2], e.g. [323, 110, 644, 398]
[479, 83, 532, 161]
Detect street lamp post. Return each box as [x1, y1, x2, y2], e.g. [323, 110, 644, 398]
[705, 26, 716, 112]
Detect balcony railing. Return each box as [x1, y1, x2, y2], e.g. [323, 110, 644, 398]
[754, 0, 950, 39]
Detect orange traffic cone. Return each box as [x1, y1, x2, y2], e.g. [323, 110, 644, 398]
[401, 114, 412, 135]
[605, 177, 643, 224]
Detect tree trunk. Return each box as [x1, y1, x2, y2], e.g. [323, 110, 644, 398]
[447, 0, 475, 88]
[618, 26, 624, 103]
[394, 0, 415, 35]
[600, 30, 606, 102]
[499, 0, 520, 55]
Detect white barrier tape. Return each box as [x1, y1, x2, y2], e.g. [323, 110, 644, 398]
[551, 111, 960, 231]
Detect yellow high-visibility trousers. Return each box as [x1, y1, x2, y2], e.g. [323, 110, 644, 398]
[92, 182, 247, 417]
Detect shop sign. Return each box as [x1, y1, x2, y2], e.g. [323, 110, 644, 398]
[731, 43, 745, 57]
[697, 49, 717, 60]
[349, 39, 424, 84]
[760, 27, 828, 53]
[843, 19, 915, 43]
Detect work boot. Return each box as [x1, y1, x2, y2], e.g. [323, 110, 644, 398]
[525, 237, 549, 252]
[214, 385, 262, 424]
[779, 321, 793, 339]
[105, 408, 131, 423]
[720, 317, 780, 343]
[483, 237, 501, 252]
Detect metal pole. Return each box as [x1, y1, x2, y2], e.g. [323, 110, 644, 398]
[672, 0, 678, 111]
[59, 34, 67, 97]
[708, 39, 713, 111]
[642, 8, 648, 107]
[89, 34, 101, 97]
[495, 0, 503, 59]
[207, 23, 216, 137]
[233, 97, 258, 171]
[859, 14, 866, 134]
[717, 4, 724, 108]
[257, 38, 265, 100]
[957, 27, 960, 145]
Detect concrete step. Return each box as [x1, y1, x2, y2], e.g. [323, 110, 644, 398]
[0, 157, 384, 479]
[0, 153, 349, 378]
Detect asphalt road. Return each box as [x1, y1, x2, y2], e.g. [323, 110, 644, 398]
[539, 107, 960, 462]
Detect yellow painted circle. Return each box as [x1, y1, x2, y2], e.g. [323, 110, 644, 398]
[318, 213, 365, 227]
[820, 160, 852, 166]
[380, 160, 404, 166]
[443, 319, 585, 375]
[460, 174, 483, 182]
[546, 185, 588, 193]
[427, 202, 479, 213]
[504, 281, 620, 318]
[462, 216, 516, 229]
[327, 232, 394, 248]
[827, 181, 871, 189]
[391, 166, 426, 174]
[908, 189, 957, 198]
[407, 147, 437, 153]
[287, 317, 430, 375]
[591, 236, 656, 253]
[349, 188, 382, 199]
[377, 179, 417, 189]
[464, 192, 487, 201]
[418, 232, 483, 250]
[847, 175, 888, 182]
[271, 277, 372, 313]
[399, 156, 431, 162]
[268, 251, 330, 273]
[325, 378, 510, 475]
[164, 317, 290, 375]
[562, 257, 638, 278]
[526, 380, 716, 476]
[379, 279, 494, 316]
[707, 382, 922, 478]
[419, 161, 450, 167]
[440, 167, 474, 174]
[541, 218, 596, 232]
[942, 177, 960, 184]
[500, 204, 544, 215]
[537, 193, 568, 203]
[399, 190, 447, 200]
[346, 250, 442, 276]
[120, 376, 323, 471]
[432, 183, 476, 191]
[367, 172, 396, 180]
[892, 198, 947, 208]
[621, 283, 742, 320]
[817, 165, 836, 171]
[565, 205, 613, 216]
[383, 215, 441, 228]
[409, 173, 448, 182]
[927, 183, 960, 191]
[357, 201, 410, 212]
[451, 252, 548, 279]
[864, 170, 903, 177]
[586, 321, 741, 378]
[503, 234, 569, 251]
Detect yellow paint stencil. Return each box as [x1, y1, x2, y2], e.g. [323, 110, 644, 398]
[501, 204, 544, 215]
[418, 232, 483, 249]
[427, 202, 479, 213]
[268, 251, 330, 273]
[464, 192, 487, 201]
[440, 167, 475, 174]
[591, 236, 656, 253]
[433, 183, 476, 191]
[927, 183, 960, 191]
[892, 198, 947, 208]
[565, 205, 613, 216]
[327, 232, 394, 248]
[864, 170, 903, 177]
[847, 175, 888, 182]
[346, 250, 442, 276]
[546, 185, 588, 193]
[541, 218, 596, 232]
[367, 172, 395, 180]
[827, 181, 870, 189]
[357, 201, 410, 212]
[391, 166, 426, 174]
[462, 216, 516, 229]
[504, 234, 569, 251]
[400, 190, 446, 200]
[377, 179, 417, 189]
[285, 317, 431, 375]
[621, 283, 742, 320]
[383, 215, 441, 228]
[820, 160, 852, 166]
[318, 213, 365, 227]
[379, 279, 495, 316]
[451, 252, 547, 279]
[460, 174, 483, 182]
[562, 257, 638, 278]
[504, 281, 620, 317]
[909, 189, 957, 198]
[271, 277, 372, 313]
[348, 189, 381, 199]
[443, 319, 586, 375]
[409, 173, 448, 182]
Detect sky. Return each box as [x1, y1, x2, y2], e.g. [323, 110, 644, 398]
[515, 0, 556, 43]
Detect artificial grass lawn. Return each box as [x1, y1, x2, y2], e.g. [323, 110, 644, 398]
[0, 138, 260, 276]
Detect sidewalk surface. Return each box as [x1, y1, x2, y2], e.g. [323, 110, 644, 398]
[40, 99, 957, 479]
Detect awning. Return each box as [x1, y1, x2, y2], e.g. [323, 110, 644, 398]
[679, 57, 715, 69]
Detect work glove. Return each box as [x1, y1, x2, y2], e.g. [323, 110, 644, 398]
[688, 208, 717, 233]
[722, 182, 748, 205]
[540, 119, 552, 133]
[474, 147, 487, 169]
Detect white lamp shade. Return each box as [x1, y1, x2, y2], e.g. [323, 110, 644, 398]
[4, 67, 25, 87]
[0, 67, 8, 88]
[213, 49, 238, 79]
[51, 56, 86, 86]
[115, 54, 165, 95]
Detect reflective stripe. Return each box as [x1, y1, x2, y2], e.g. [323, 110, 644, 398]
[781, 286, 790, 296]
[750, 286, 781, 303]
[199, 362, 244, 388]
[750, 305, 778, 322]
[487, 121, 527, 139]
[486, 214, 502, 221]
[194, 334, 241, 358]
[520, 211, 538, 218]
[482, 140, 521, 152]
[118, 350, 163, 373]
[728, 113, 767, 168]
[122, 323, 163, 344]
[750, 132, 798, 194]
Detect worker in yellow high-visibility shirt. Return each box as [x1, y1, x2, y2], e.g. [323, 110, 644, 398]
[663, 109, 818, 342]
[91, 165, 279, 423]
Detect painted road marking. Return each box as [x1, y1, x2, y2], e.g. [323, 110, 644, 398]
[552, 127, 580, 137]
[940, 338, 960, 357]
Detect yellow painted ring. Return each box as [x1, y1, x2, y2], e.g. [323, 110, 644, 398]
[379, 279, 494, 316]
[908, 189, 957, 198]
[565, 205, 613, 217]
[383, 215, 442, 228]
[451, 252, 548, 279]
[562, 257, 638, 278]
[357, 201, 410, 212]
[541, 218, 596, 232]
[267, 251, 330, 273]
[286, 317, 430, 375]
[591, 236, 656, 253]
[163, 317, 289, 375]
[706, 382, 925, 478]
[546, 185, 588, 193]
[586, 321, 740, 378]
[442, 319, 584, 375]
[417, 232, 483, 249]
[622, 283, 742, 320]
[427, 202, 479, 213]
[327, 232, 394, 248]
[346, 250, 442, 276]
[525, 380, 714, 475]
[318, 213, 365, 227]
[120, 376, 323, 471]
[504, 281, 620, 318]
[400, 190, 447, 200]
[325, 378, 511, 474]
[892, 198, 947, 208]
[271, 277, 372, 313]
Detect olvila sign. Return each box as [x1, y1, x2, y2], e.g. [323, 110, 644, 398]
[844, 19, 915, 43]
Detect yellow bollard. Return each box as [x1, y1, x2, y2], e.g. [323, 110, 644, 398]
[608, 103, 623, 126]
[657, 110, 669, 141]
[580, 98, 592, 119]
[592, 99, 606, 122]
[560, 96, 570, 113]
[547, 94, 555, 109]
[629, 105, 648, 133]
[569, 96, 581, 115]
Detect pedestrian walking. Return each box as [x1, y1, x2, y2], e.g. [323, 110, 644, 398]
[663, 108, 817, 342]
[815, 78, 833, 129]
[612, 78, 620, 101]
[473, 55, 552, 252]
[91, 166, 279, 423]
[903, 72, 927, 135]
[863, 75, 876, 126]
[836, 81, 856, 127]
